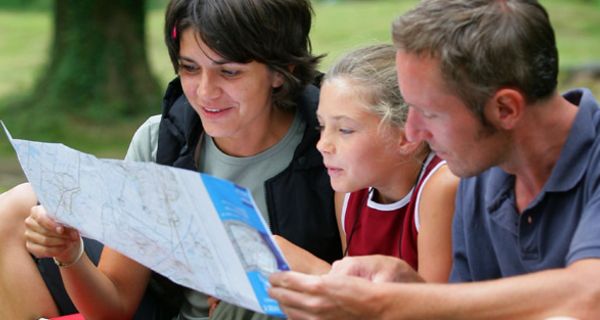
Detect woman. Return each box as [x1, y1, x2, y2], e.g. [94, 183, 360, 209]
[3, 0, 342, 319]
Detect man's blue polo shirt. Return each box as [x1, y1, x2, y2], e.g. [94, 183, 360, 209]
[450, 89, 600, 282]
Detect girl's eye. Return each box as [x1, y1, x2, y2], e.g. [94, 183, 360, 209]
[339, 128, 354, 134]
[315, 124, 325, 132]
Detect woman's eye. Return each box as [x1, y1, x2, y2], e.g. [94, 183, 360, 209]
[221, 69, 240, 77]
[315, 125, 325, 132]
[179, 64, 198, 73]
[339, 128, 354, 134]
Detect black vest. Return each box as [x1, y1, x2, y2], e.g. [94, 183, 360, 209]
[156, 77, 343, 263]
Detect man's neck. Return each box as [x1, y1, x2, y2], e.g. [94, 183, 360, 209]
[504, 94, 578, 212]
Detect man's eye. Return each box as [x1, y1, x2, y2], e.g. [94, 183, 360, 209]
[422, 111, 436, 119]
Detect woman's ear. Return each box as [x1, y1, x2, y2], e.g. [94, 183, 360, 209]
[272, 72, 285, 89]
[272, 65, 295, 89]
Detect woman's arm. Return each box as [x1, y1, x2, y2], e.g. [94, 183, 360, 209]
[25, 206, 151, 320]
[416, 164, 459, 283]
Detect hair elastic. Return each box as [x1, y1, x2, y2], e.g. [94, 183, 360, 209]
[171, 25, 177, 39]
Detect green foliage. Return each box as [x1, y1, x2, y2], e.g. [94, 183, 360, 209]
[0, 0, 50, 11]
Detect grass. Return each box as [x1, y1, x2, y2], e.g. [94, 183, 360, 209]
[1, 0, 600, 191]
[0, 11, 50, 99]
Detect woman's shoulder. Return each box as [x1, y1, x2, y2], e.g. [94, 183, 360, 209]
[124, 115, 161, 162]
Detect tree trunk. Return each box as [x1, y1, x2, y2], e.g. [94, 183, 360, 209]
[34, 0, 161, 120]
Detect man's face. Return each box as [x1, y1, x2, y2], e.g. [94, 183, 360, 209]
[395, 50, 503, 177]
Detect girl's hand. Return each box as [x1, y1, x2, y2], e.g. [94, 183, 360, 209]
[24, 205, 82, 265]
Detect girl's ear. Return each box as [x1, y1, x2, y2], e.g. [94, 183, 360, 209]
[396, 129, 423, 155]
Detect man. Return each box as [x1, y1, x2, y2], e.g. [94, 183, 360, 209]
[268, 0, 600, 318]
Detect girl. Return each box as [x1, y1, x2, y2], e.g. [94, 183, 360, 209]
[276, 44, 458, 283]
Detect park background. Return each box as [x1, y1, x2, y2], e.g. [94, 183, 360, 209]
[1, 0, 599, 192]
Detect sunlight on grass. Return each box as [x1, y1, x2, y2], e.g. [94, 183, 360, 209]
[0, 11, 50, 99]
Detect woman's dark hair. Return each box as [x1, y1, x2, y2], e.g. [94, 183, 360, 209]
[165, 0, 323, 110]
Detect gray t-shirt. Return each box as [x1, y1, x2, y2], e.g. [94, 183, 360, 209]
[125, 113, 305, 320]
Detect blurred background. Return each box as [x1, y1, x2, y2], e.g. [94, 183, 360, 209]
[1, 0, 599, 192]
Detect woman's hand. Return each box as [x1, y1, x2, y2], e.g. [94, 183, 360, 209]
[24, 205, 82, 265]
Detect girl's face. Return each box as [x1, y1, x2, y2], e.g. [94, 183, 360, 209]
[316, 78, 403, 193]
[178, 29, 285, 154]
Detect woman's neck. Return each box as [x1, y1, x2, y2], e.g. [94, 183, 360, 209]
[213, 107, 295, 157]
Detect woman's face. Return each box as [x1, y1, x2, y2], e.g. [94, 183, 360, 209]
[178, 29, 284, 149]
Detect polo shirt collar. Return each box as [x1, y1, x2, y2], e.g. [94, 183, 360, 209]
[545, 88, 598, 192]
[486, 89, 598, 213]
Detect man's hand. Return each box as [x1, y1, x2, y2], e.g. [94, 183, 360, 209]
[269, 271, 381, 320]
[330, 255, 424, 283]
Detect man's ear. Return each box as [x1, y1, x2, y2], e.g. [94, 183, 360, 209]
[485, 88, 526, 130]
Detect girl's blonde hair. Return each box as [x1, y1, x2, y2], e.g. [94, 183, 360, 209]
[324, 44, 407, 128]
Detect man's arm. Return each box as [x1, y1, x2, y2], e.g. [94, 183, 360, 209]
[270, 258, 600, 319]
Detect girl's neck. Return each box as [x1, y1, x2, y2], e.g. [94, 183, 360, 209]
[372, 151, 429, 204]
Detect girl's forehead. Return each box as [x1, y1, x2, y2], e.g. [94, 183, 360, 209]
[319, 82, 375, 118]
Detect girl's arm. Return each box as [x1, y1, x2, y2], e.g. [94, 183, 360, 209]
[273, 192, 347, 275]
[416, 164, 459, 283]
[273, 235, 331, 274]
[334, 191, 347, 254]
